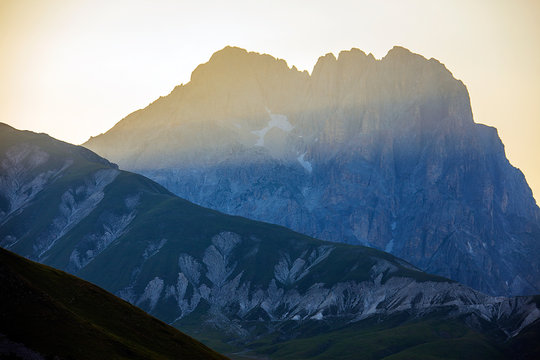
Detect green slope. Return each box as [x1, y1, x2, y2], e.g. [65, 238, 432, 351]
[223, 311, 540, 360]
[237, 316, 504, 360]
[0, 247, 228, 360]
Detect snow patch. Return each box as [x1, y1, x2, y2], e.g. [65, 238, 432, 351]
[385, 239, 394, 253]
[297, 153, 313, 173]
[251, 113, 293, 146]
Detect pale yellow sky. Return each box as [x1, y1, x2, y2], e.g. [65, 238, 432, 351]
[1, 0, 539, 201]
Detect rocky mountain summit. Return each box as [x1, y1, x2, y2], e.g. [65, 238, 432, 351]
[2, 123, 540, 358]
[85, 46, 540, 297]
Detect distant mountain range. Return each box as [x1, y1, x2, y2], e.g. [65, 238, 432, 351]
[1, 123, 539, 359]
[84, 46, 540, 297]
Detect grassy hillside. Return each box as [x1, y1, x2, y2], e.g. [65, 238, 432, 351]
[233, 316, 504, 360]
[0, 248, 228, 360]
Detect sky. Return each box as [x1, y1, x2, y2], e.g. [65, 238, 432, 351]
[1, 0, 539, 201]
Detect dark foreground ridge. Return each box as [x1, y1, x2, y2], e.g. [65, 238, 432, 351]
[0, 247, 228, 360]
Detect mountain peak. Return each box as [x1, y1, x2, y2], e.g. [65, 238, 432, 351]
[337, 47, 369, 59]
[312, 52, 337, 70]
[384, 45, 415, 58]
[209, 45, 249, 61]
[382, 45, 453, 77]
[190, 46, 293, 85]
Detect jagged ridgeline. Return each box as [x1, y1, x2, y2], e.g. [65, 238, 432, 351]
[1, 123, 539, 359]
[85, 46, 540, 297]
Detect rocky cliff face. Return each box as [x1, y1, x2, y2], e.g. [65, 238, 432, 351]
[2, 124, 540, 358]
[85, 46, 540, 297]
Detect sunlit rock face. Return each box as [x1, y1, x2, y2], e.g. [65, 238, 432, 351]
[85, 46, 540, 296]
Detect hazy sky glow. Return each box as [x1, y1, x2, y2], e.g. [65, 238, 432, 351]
[1, 0, 539, 200]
